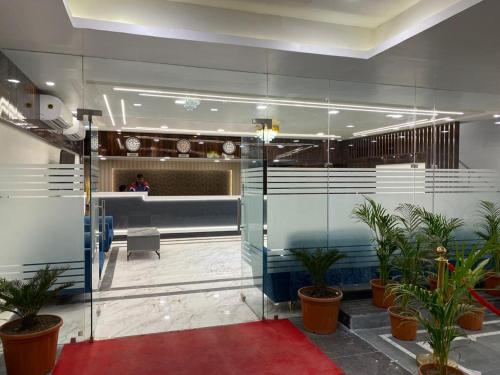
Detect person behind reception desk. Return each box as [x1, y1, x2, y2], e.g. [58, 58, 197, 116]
[129, 174, 151, 193]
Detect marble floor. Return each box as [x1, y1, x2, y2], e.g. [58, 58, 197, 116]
[92, 236, 259, 339]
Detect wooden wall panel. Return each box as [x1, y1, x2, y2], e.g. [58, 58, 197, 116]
[98, 158, 241, 195]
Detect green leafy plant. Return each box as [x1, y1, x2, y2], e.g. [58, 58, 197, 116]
[0, 266, 73, 330]
[353, 197, 400, 285]
[393, 244, 488, 375]
[291, 248, 346, 298]
[390, 203, 428, 311]
[415, 207, 463, 250]
[475, 200, 500, 274]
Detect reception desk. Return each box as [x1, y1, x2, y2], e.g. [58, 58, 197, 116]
[94, 193, 241, 235]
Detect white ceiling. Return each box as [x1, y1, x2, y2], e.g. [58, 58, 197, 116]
[2, 0, 500, 138]
[164, 0, 421, 28]
[63, 0, 482, 58]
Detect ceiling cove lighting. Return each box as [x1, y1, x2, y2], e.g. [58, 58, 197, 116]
[113, 87, 464, 117]
[353, 117, 452, 137]
[7, 78, 20, 84]
[102, 94, 116, 127]
[120, 99, 127, 125]
[45, 81, 55, 87]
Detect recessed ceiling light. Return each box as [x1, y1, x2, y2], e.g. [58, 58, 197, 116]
[346, 125, 355, 128]
[328, 110, 339, 115]
[210, 108, 219, 112]
[317, 132, 325, 136]
[495, 121, 500, 125]
[102, 94, 115, 127]
[175, 99, 186, 105]
[133, 103, 142, 107]
[217, 129, 225, 132]
[386, 114, 403, 119]
[45, 81, 55, 87]
[7, 78, 20, 84]
[256, 104, 268, 110]
[494, 115, 500, 118]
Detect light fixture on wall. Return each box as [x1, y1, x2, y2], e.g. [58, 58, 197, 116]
[255, 119, 279, 143]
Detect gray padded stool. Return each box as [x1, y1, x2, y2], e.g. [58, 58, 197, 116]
[127, 228, 160, 261]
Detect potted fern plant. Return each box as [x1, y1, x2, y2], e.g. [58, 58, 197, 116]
[475, 200, 500, 296]
[415, 207, 463, 290]
[0, 266, 72, 375]
[292, 248, 346, 334]
[388, 203, 427, 341]
[393, 245, 488, 375]
[353, 197, 400, 308]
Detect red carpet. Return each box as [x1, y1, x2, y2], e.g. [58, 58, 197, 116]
[54, 320, 343, 375]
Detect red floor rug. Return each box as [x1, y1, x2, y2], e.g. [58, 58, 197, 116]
[54, 320, 343, 375]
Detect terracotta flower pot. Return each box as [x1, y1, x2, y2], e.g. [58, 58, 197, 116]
[484, 273, 500, 296]
[370, 279, 395, 308]
[298, 286, 343, 334]
[457, 306, 485, 331]
[0, 315, 62, 375]
[388, 306, 418, 341]
[418, 363, 464, 375]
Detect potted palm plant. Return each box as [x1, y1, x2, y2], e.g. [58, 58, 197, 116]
[0, 266, 72, 375]
[394, 245, 488, 375]
[353, 197, 400, 308]
[475, 200, 500, 296]
[416, 207, 463, 290]
[388, 203, 427, 341]
[292, 248, 346, 334]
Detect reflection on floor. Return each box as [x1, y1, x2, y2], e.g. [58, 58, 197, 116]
[93, 236, 258, 339]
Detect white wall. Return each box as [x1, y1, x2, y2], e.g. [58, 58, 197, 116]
[0, 120, 62, 164]
[460, 121, 500, 171]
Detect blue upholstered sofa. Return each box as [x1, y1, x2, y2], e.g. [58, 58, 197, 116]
[84, 216, 114, 292]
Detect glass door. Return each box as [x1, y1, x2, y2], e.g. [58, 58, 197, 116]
[240, 135, 265, 319]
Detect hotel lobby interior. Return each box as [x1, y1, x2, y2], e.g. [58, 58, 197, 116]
[1, 1, 500, 374]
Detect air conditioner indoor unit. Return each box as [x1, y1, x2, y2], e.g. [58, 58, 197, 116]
[39, 94, 85, 140]
[63, 118, 86, 141]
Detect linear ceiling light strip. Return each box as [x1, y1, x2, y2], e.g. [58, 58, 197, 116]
[113, 87, 463, 116]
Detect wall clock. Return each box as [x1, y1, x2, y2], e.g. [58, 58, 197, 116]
[222, 140, 236, 155]
[176, 139, 191, 153]
[125, 137, 141, 152]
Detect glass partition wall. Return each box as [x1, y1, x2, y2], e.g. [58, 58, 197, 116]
[1, 45, 499, 345]
[0, 49, 91, 349]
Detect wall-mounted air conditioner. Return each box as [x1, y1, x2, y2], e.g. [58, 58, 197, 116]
[40, 94, 85, 141]
[63, 118, 86, 141]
